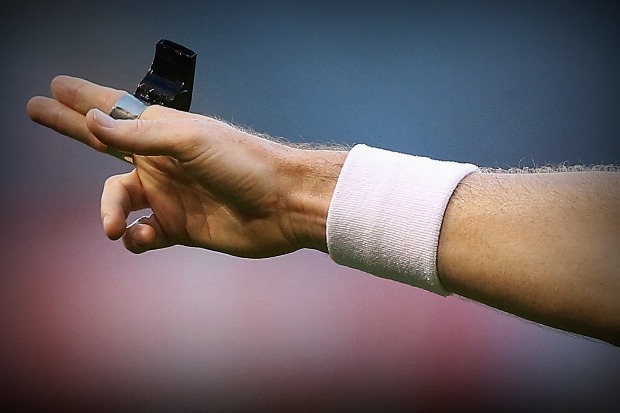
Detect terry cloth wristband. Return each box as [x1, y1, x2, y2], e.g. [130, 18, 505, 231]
[326, 144, 479, 296]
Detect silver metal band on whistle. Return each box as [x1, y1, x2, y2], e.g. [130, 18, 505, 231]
[110, 94, 149, 120]
[107, 94, 150, 163]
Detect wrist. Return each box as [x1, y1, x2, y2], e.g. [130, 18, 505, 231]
[325, 144, 479, 295]
[282, 148, 348, 253]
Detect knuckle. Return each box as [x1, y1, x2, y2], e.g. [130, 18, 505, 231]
[175, 119, 207, 157]
[140, 104, 167, 120]
[103, 173, 123, 188]
[132, 118, 146, 132]
[184, 118, 206, 139]
[72, 81, 87, 108]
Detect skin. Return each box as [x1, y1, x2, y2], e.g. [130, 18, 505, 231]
[27, 75, 346, 258]
[28, 75, 620, 346]
[439, 172, 620, 346]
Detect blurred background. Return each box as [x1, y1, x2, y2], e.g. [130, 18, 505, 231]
[2, 1, 619, 411]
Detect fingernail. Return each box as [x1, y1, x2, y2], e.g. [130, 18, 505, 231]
[93, 109, 117, 128]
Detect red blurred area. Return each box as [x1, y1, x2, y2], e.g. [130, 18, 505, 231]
[1, 197, 617, 412]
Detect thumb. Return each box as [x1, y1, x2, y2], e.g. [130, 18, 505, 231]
[86, 108, 201, 160]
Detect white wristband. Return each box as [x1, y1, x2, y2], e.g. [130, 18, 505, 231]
[326, 144, 479, 296]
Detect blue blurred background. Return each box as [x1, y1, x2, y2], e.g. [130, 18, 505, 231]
[2, 1, 619, 411]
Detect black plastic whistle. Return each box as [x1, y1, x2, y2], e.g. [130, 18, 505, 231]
[134, 39, 197, 110]
[107, 39, 197, 163]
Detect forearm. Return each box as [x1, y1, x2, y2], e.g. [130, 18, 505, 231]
[437, 171, 620, 345]
[306, 144, 620, 345]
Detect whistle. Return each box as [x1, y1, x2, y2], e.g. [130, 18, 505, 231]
[108, 39, 197, 163]
[134, 39, 197, 111]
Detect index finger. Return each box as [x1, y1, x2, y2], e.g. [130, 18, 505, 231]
[50, 75, 126, 115]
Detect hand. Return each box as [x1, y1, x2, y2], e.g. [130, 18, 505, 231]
[27, 76, 346, 257]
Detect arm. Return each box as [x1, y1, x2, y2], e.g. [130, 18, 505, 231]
[325, 145, 620, 346]
[438, 171, 620, 345]
[27, 76, 620, 346]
